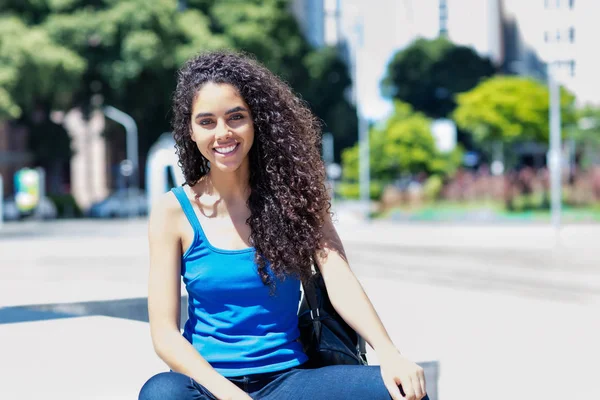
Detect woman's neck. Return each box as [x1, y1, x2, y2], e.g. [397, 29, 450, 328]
[196, 165, 250, 209]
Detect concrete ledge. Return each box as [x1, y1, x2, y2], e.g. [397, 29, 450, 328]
[0, 316, 166, 400]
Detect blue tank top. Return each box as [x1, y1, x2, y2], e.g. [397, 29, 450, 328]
[171, 187, 308, 377]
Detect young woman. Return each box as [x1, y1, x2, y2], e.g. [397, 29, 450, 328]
[139, 51, 428, 400]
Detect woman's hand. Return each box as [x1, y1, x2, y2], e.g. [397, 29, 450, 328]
[379, 350, 427, 400]
[214, 383, 253, 400]
[229, 393, 253, 400]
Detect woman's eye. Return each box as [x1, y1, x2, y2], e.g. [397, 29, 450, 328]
[229, 114, 243, 121]
[199, 119, 214, 126]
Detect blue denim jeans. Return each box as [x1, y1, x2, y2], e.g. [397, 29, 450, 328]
[139, 364, 430, 400]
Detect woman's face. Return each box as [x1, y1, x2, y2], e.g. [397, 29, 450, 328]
[190, 82, 254, 175]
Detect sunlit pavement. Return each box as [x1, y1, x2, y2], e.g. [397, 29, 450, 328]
[1, 216, 599, 400]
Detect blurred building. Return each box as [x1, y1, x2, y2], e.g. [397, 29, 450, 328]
[439, 0, 505, 66]
[502, 0, 598, 106]
[0, 111, 117, 208]
[62, 109, 109, 210]
[290, 0, 341, 48]
[501, 7, 547, 80]
[0, 122, 31, 197]
[291, 0, 324, 47]
[294, 0, 507, 120]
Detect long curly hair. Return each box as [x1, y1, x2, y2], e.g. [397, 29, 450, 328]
[172, 50, 330, 287]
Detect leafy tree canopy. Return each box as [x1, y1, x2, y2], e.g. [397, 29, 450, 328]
[0, 15, 85, 119]
[382, 37, 496, 119]
[453, 75, 576, 144]
[1, 0, 356, 166]
[342, 101, 463, 186]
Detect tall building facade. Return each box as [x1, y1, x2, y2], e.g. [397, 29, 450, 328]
[334, 0, 506, 120]
[290, 0, 325, 48]
[291, 0, 598, 118]
[290, 0, 341, 48]
[502, 0, 599, 105]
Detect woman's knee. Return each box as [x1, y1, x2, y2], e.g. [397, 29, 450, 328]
[139, 371, 212, 400]
[139, 372, 181, 400]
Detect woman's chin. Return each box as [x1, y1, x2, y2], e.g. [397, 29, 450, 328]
[210, 161, 244, 174]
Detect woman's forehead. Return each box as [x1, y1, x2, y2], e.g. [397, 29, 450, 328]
[192, 82, 248, 112]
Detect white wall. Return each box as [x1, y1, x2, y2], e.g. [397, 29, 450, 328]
[338, 0, 504, 121]
[447, 0, 503, 65]
[503, 0, 599, 106]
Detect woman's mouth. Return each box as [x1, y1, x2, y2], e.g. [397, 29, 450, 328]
[213, 143, 239, 156]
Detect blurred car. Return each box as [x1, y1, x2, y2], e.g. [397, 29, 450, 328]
[37, 197, 58, 219]
[87, 188, 148, 218]
[2, 199, 20, 221]
[1, 197, 58, 221]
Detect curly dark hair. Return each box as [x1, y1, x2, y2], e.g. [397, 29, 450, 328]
[172, 50, 330, 287]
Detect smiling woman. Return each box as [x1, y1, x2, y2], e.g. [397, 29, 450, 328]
[190, 84, 254, 175]
[170, 51, 328, 286]
[140, 51, 429, 400]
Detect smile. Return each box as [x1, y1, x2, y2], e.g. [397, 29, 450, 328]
[213, 143, 239, 155]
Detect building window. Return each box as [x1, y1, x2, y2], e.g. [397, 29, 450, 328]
[569, 27, 575, 43]
[439, 0, 448, 37]
[544, 31, 549, 42]
[569, 0, 575, 9]
[556, 0, 560, 7]
[556, 30, 561, 42]
[545, 0, 550, 8]
[570, 60, 576, 77]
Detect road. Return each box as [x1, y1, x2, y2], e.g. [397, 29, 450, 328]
[0, 218, 599, 399]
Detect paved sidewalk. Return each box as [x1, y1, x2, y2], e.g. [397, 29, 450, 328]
[1, 219, 599, 399]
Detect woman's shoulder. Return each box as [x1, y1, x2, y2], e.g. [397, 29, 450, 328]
[151, 190, 184, 214]
[148, 190, 185, 237]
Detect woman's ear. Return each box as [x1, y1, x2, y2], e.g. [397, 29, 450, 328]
[189, 127, 196, 143]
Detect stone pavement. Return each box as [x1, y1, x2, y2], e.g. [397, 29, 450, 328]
[1, 218, 599, 399]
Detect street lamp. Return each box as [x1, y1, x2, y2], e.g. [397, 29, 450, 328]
[547, 62, 562, 230]
[103, 106, 139, 219]
[103, 106, 139, 191]
[352, 16, 370, 219]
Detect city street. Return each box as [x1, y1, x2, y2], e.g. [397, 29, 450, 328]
[2, 1, 599, 400]
[0, 217, 599, 400]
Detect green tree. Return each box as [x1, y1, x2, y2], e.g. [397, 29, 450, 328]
[2, 0, 356, 180]
[340, 102, 463, 199]
[302, 47, 357, 159]
[382, 37, 495, 119]
[0, 15, 86, 119]
[569, 106, 600, 169]
[453, 76, 576, 145]
[0, 12, 85, 188]
[41, 0, 229, 156]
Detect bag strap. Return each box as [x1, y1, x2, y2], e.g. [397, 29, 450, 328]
[358, 336, 367, 355]
[302, 273, 321, 320]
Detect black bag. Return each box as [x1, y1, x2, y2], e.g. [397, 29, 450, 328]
[298, 272, 368, 367]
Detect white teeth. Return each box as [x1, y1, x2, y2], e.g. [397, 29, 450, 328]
[214, 144, 237, 154]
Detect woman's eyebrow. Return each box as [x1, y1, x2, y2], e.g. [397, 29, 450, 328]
[194, 106, 248, 119]
[225, 106, 248, 114]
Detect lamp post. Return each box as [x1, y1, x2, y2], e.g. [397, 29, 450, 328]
[103, 106, 139, 191]
[547, 63, 562, 230]
[103, 106, 139, 219]
[352, 16, 370, 219]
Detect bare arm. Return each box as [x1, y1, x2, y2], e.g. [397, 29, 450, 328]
[314, 214, 426, 400]
[147, 193, 250, 400]
[313, 214, 397, 355]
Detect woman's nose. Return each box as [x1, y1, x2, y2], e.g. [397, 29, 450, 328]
[214, 120, 232, 140]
